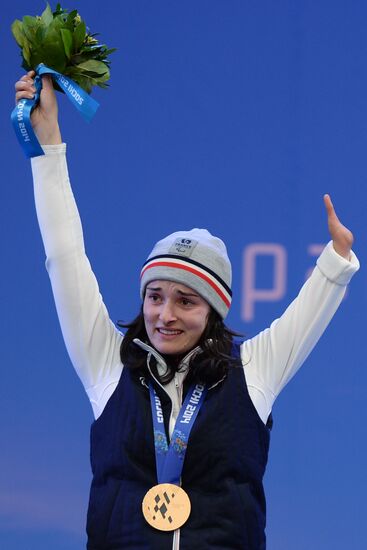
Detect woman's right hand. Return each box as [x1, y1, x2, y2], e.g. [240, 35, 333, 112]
[14, 71, 62, 145]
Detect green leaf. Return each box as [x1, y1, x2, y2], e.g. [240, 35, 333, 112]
[65, 69, 93, 93]
[22, 15, 40, 42]
[34, 24, 67, 72]
[66, 10, 78, 27]
[35, 24, 46, 43]
[11, 20, 25, 48]
[73, 21, 86, 51]
[76, 59, 109, 76]
[51, 13, 68, 32]
[41, 3, 53, 26]
[30, 42, 67, 73]
[61, 28, 73, 59]
[23, 15, 38, 27]
[22, 42, 31, 67]
[104, 48, 117, 56]
[94, 66, 110, 82]
[98, 67, 110, 82]
[43, 26, 64, 52]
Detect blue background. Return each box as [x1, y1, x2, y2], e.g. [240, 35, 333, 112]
[1, 1, 366, 548]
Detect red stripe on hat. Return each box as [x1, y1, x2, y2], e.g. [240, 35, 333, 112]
[141, 260, 231, 308]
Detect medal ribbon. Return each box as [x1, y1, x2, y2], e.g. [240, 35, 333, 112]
[11, 63, 99, 159]
[149, 382, 207, 485]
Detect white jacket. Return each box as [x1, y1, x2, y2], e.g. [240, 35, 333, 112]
[31, 144, 360, 431]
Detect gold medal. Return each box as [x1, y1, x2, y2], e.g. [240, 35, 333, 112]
[142, 483, 191, 531]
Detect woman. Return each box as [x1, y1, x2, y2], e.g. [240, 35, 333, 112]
[15, 72, 359, 550]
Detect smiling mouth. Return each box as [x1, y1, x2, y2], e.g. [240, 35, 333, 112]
[157, 328, 183, 336]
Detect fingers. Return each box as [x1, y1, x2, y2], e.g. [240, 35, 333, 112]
[14, 72, 56, 105]
[323, 193, 333, 212]
[15, 72, 36, 103]
[323, 193, 339, 221]
[15, 71, 36, 88]
[323, 193, 354, 258]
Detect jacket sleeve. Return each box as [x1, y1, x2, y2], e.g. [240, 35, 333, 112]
[31, 144, 123, 418]
[241, 242, 360, 424]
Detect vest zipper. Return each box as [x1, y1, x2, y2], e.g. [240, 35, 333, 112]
[173, 528, 180, 549]
[173, 374, 181, 550]
[135, 341, 205, 550]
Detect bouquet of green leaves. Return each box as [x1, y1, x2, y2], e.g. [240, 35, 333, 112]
[11, 3, 115, 94]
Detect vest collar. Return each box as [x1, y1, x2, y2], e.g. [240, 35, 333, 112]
[133, 338, 202, 375]
[132, 338, 226, 391]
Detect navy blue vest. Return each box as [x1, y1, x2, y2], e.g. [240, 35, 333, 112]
[87, 348, 271, 549]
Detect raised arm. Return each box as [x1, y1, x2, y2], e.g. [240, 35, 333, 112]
[242, 196, 359, 424]
[15, 73, 123, 418]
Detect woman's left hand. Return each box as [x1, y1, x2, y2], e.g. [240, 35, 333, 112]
[324, 194, 354, 260]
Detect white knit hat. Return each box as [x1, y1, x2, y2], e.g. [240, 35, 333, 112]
[140, 228, 232, 319]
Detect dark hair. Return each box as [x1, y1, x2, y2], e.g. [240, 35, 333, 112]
[117, 307, 242, 386]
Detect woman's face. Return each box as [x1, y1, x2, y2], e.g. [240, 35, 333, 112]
[143, 280, 210, 356]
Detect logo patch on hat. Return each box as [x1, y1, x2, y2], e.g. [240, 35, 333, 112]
[169, 238, 198, 257]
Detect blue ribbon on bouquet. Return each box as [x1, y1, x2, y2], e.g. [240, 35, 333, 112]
[11, 63, 99, 158]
